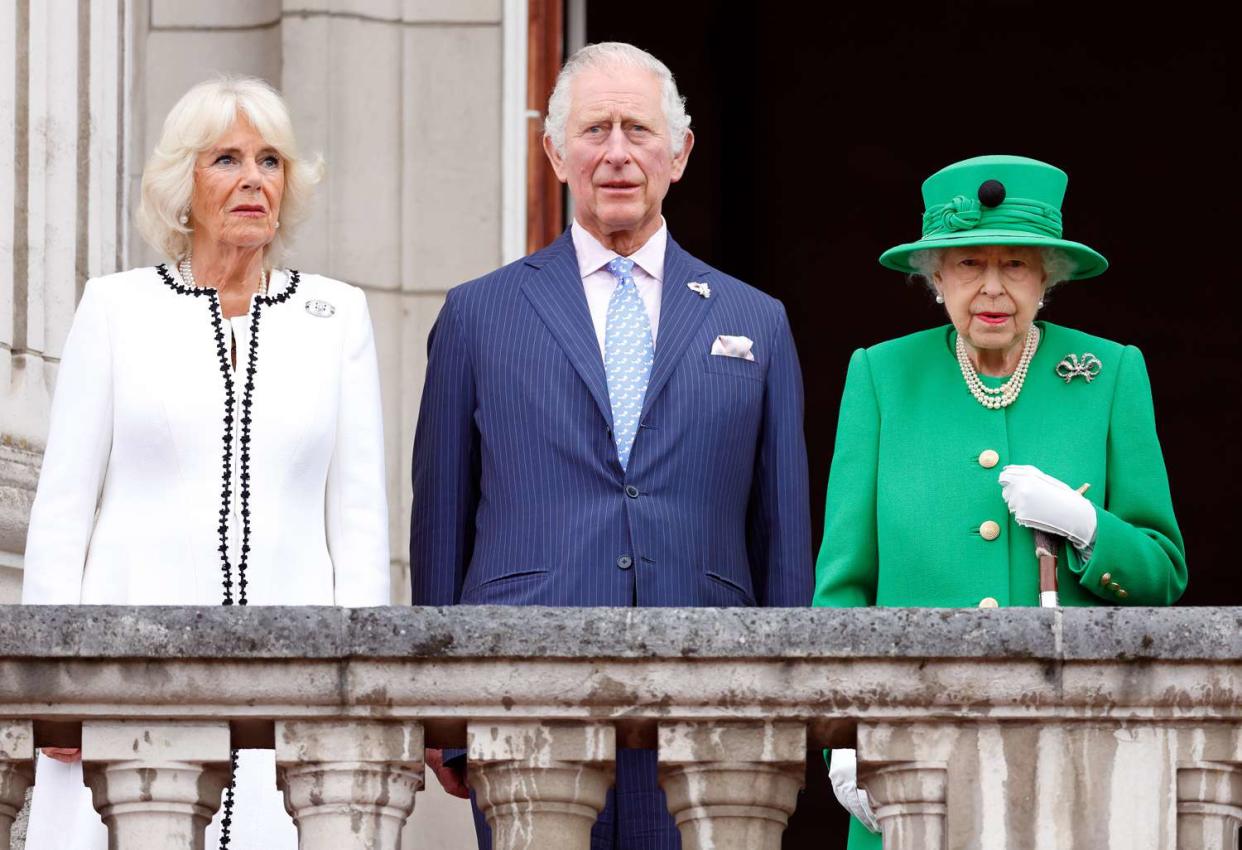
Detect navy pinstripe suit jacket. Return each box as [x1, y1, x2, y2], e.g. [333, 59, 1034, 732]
[410, 230, 811, 607]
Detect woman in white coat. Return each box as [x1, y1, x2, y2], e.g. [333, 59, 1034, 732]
[21, 76, 391, 848]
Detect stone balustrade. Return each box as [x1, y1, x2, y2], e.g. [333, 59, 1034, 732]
[0, 605, 1238, 849]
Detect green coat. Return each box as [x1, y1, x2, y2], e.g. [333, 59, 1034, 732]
[813, 321, 1187, 849]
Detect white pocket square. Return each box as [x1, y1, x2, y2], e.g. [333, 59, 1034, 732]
[711, 335, 755, 361]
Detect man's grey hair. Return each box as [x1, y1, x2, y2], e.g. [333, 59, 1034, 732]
[544, 42, 692, 157]
[909, 246, 1077, 296]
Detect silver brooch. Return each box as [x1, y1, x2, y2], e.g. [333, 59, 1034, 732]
[304, 299, 335, 318]
[687, 281, 711, 299]
[1055, 352, 1102, 383]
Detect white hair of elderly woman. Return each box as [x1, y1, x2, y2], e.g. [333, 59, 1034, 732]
[908, 247, 1077, 295]
[544, 42, 692, 158]
[136, 75, 324, 267]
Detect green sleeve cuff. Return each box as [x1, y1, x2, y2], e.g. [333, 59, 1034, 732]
[1066, 505, 1185, 605]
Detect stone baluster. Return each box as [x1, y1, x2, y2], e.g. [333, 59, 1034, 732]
[81, 720, 232, 849]
[658, 721, 805, 850]
[468, 720, 615, 850]
[856, 761, 947, 850]
[0, 721, 34, 847]
[855, 722, 949, 850]
[275, 720, 422, 849]
[1177, 763, 1242, 850]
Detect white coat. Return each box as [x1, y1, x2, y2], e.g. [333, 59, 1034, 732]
[22, 263, 392, 848]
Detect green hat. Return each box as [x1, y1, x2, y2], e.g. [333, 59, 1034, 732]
[879, 155, 1108, 280]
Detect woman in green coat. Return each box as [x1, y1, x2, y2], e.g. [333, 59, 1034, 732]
[815, 155, 1187, 849]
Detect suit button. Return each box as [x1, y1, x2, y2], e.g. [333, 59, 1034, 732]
[616, 555, 633, 570]
[1099, 572, 1112, 586]
[978, 597, 999, 608]
[625, 485, 640, 499]
[1116, 587, 1129, 599]
[979, 520, 1001, 541]
[978, 449, 1000, 469]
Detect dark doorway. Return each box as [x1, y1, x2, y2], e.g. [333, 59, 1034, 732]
[586, 1, 1239, 847]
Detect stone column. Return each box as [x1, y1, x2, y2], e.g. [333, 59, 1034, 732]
[658, 721, 806, 850]
[1177, 763, 1242, 850]
[0, 0, 129, 599]
[275, 720, 423, 850]
[0, 721, 34, 846]
[81, 720, 232, 849]
[468, 720, 615, 850]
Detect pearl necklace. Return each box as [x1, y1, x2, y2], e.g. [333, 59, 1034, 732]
[178, 254, 268, 297]
[955, 324, 1040, 410]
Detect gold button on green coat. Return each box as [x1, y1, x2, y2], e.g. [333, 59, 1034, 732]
[814, 322, 1188, 850]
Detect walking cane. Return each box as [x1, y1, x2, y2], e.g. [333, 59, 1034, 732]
[1034, 483, 1090, 608]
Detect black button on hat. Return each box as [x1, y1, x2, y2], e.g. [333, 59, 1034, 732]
[978, 179, 1006, 208]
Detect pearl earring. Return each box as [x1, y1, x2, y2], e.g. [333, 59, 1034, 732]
[1037, 299, 1045, 309]
[275, 220, 280, 229]
[178, 210, 189, 226]
[935, 293, 944, 304]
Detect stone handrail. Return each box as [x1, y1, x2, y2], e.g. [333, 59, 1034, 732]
[0, 605, 1239, 848]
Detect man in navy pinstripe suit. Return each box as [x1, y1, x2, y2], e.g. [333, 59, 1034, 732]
[411, 42, 811, 850]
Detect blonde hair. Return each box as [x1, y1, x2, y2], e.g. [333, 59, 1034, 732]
[136, 76, 323, 267]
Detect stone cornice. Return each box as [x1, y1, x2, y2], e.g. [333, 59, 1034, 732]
[0, 606, 1239, 745]
[1, 605, 1237, 661]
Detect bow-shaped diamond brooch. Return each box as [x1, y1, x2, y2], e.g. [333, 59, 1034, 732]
[1055, 353, 1102, 384]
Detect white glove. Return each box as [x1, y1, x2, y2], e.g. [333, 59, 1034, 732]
[998, 464, 1097, 550]
[828, 748, 879, 833]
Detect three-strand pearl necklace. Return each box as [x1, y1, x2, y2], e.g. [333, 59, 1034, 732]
[178, 254, 268, 297]
[955, 324, 1040, 410]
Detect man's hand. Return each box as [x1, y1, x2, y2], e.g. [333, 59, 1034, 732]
[425, 747, 470, 799]
[41, 747, 81, 763]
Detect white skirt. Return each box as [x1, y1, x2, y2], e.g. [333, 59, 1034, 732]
[24, 749, 298, 849]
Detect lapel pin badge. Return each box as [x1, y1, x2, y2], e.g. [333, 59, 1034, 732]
[305, 299, 336, 318]
[687, 281, 711, 299]
[1055, 352, 1102, 383]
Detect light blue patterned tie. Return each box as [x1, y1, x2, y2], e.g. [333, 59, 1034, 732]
[604, 257, 654, 471]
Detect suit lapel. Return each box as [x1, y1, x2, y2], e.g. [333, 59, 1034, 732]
[520, 231, 614, 426]
[641, 237, 715, 418]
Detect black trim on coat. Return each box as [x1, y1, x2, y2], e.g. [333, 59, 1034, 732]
[154, 263, 301, 606]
